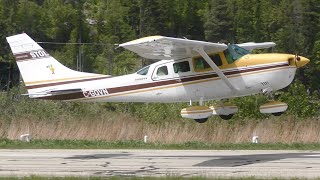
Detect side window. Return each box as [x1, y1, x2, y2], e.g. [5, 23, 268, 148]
[137, 65, 150, 75]
[173, 61, 190, 73]
[193, 54, 222, 72]
[156, 66, 168, 76]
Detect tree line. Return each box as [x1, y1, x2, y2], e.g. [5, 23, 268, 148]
[0, 0, 319, 119]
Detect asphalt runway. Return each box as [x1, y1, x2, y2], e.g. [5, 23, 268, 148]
[0, 149, 320, 178]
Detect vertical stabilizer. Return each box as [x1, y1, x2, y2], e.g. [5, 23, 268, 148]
[6, 33, 109, 94]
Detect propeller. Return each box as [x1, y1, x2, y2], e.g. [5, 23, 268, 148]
[293, 53, 310, 68]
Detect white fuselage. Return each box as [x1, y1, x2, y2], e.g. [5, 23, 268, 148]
[33, 58, 296, 103]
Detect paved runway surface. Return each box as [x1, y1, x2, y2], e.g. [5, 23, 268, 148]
[0, 149, 320, 178]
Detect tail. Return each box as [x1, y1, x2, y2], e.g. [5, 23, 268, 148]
[6, 33, 109, 95]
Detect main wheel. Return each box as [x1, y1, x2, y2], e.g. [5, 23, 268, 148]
[219, 114, 234, 120]
[272, 112, 283, 116]
[194, 118, 208, 123]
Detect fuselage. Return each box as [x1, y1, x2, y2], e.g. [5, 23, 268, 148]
[34, 53, 302, 103]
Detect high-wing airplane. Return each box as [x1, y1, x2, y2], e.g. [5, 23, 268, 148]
[6, 33, 309, 123]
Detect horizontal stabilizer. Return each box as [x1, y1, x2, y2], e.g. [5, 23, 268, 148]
[47, 88, 82, 95]
[22, 88, 82, 97]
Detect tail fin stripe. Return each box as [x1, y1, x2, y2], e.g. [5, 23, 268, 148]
[25, 76, 112, 90]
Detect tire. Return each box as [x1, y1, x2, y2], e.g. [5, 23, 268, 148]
[272, 112, 283, 116]
[194, 118, 208, 123]
[219, 114, 234, 120]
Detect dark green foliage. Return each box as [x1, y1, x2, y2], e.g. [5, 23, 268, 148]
[0, 0, 319, 121]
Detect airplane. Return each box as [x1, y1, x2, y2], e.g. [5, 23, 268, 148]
[6, 33, 310, 123]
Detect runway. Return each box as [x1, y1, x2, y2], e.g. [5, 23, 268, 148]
[0, 149, 320, 178]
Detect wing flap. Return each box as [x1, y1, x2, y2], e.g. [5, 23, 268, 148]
[120, 36, 228, 60]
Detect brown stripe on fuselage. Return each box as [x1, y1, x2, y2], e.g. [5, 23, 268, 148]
[37, 92, 84, 100]
[26, 76, 112, 89]
[36, 63, 289, 101]
[108, 63, 288, 94]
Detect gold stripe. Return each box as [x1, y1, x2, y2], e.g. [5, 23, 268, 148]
[260, 104, 287, 109]
[25, 75, 108, 85]
[77, 66, 294, 102]
[181, 110, 213, 114]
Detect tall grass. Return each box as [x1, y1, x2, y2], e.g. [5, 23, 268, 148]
[1, 87, 320, 144]
[1, 114, 320, 144]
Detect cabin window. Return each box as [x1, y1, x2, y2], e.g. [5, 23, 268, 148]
[193, 54, 222, 72]
[173, 61, 190, 73]
[136, 65, 150, 75]
[156, 66, 168, 76]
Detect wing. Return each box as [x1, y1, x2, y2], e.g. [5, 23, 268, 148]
[119, 36, 227, 60]
[237, 42, 276, 52]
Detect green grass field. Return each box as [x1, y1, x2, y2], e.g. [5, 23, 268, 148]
[1, 139, 320, 150]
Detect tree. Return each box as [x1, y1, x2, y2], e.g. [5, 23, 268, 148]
[204, 0, 234, 42]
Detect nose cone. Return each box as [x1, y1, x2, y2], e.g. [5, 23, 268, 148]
[295, 56, 310, 68]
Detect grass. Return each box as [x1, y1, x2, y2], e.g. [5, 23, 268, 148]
[0, 177, 317, 180]
[2, 116, 320, 145]
[1, 138, 320, 150]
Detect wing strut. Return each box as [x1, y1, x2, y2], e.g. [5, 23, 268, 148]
[193, 47, 238, 95]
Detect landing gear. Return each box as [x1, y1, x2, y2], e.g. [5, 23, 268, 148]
[272, 112, 283, 116]
[210, 103, 237, 120]
[219, 114, 234, 120]
[194, 118, 208, 123]
[260, 89, 288, 116]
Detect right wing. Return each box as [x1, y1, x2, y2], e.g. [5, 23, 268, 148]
[237, 42, 276, 52]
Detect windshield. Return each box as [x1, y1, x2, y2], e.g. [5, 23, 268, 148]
[224, 45, 250, 63]
[136, 65, 150, 75]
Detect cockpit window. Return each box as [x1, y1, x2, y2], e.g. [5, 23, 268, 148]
[136, 65, 150, 75]
[224, 45, 250, 63]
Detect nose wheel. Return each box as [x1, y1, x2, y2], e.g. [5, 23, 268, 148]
[219, 114, 234, 120]
[194, 118, 208, 123]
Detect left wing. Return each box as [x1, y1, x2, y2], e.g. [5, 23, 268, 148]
[119, 36, 227, 60]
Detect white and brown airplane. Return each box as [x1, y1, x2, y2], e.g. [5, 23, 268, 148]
[6, 33, 309, 123]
